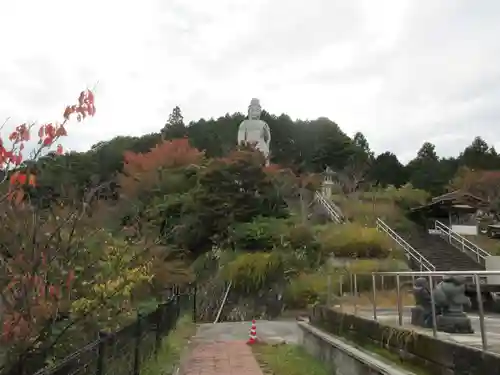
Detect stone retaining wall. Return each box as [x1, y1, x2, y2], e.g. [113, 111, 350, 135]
[310, 305, 500, 375]
[299, 322, 411, 375]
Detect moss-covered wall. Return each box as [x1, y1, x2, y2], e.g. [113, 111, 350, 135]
[310, 305, 500, 375]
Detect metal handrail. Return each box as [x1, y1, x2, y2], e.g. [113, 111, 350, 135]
[315, 192, 344, 224]
[372, 270, 499, 276]
[376, 218, 435, 271]
[337, 269, 494, 352]
[214, 281, 232, 324]
[434, 220, 490, 265]
[369, 270, 489, 351]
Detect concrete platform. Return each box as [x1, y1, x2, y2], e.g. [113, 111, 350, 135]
[335, 305, 500, 352]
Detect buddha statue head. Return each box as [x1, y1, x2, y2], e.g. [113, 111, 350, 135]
[248, 98, 262, 120]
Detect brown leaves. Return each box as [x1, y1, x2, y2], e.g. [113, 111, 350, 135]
[449, 167, 500, 203]
[1, 252, 72, 344]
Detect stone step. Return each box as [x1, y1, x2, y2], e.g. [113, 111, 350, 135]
[402, 227, 484, 272]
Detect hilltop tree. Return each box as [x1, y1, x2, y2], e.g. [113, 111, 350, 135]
[339, 131, 373, 192]
[369, 152, 407, 187]
[186, 113, 244, 158]
[353, 132, 373, 159]
[460, 136, 500, 170]
[154, 148, 288, 257]
[406, 142, 446, 195]
[306, 117, 355, 172]
[119, 138, 204, 200]
[162, 106, 186, 139]
[266, 113, 298, 168]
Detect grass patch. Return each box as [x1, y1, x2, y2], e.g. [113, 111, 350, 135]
[358, 341, 431, 375]
[464, 234, 500, 255]
[140, 314, 196, 375]
[335, 289, 415, 309]
[252, 343, 331, 375]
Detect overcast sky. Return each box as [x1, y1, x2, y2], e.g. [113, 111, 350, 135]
[1, 0, 499, 163]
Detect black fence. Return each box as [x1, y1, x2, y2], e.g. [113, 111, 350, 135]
[9, 291, 195, 375]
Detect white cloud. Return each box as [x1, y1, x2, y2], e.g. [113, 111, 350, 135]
[0, 0, 499, 162]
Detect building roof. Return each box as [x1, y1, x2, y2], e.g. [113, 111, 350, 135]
[430, 190, 486, 204]
[410, 190, 489, 215]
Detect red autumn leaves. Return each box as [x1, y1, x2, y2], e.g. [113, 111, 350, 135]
[37, 123, 68, 148]
[2, 253, 76, 343]
[0, 88, 96, 343]
[119, 138, 204, 198]
[0, 89, 96, 168]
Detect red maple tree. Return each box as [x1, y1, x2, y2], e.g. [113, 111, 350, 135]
[119, 138, 204, 198]
[0, 88, 96, 346]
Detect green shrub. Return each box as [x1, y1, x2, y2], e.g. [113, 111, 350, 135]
[318, 223, 391, 258]
[222, 252, 284, 292]
[284, 273, 329, 309]
[342, 259, 409, 292]
[288, 224, 317, 249]
[389, 183, 429, 210]
[230, 217, 292, 251]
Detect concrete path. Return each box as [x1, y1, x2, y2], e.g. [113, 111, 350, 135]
[181, 342, 263, 375]
[194, 320, 300, 343]
[181, 320, 300, 375]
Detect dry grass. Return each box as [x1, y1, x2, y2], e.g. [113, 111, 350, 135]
[464, 234, 500, 255]
[331, 290, 415, 310]
[330, 192, 418, 234]
[331, 195, 398, 226]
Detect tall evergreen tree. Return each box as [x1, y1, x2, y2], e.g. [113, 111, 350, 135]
[369, 152, 407, 187]
[406, 142, 446, 195]
[460, 136, 500, 170]
[162, 106, 186, 139]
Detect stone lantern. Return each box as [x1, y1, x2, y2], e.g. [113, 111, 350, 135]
[322, 166, 335, 199]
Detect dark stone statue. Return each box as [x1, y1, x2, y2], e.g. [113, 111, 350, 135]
[433, 275, 474, 334]
[411, 277, 433, 327]
[412, 276, 474, 334]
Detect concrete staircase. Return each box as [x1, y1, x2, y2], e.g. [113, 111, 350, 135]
[433, 220, 491, 267]
[314, 192, 345, 224]
[376, 218, 435, 271]
[376, 218, 488, 272]
[403, 227, 484, 271]
[315, 191, 487, 272]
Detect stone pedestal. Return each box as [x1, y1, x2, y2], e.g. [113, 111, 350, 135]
[411, 306, 425, 327]
[436, 313, 474, 334]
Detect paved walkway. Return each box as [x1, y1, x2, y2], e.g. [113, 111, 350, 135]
[181, 320, 299, 375]
[182, 341, 263, 375]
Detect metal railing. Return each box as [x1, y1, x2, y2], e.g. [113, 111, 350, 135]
[314, 192, 344, 224]
[213, 281, 232, 324]
[329, 270, 499, 353]
[11, 292, 195, 375]
[376, 218, 435, 271]
[434, 220, 491, 265]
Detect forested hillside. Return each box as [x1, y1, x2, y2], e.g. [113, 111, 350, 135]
[2, 101, 500, 373]
[31, 105, 500, 204]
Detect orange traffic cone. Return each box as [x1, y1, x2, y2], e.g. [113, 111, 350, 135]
[246, 319, 258, 345]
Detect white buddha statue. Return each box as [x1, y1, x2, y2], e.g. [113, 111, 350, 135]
[237, 98, 271, 164]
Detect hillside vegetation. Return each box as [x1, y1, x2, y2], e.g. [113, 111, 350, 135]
[2, 102, 500, 372]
